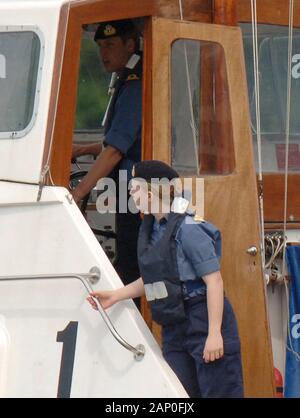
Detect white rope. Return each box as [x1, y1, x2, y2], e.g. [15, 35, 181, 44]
[282, 0, 300, 363]
[265, 234, 284, 270]
[282, 0, 294, 272]
[179, 0, 184, 20]
[178, 0, 200, 175]
[251, 0, 265, 268]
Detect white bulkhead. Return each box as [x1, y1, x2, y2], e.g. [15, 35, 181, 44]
[0, 1, 188, 397]
[0, 0, 68, 183]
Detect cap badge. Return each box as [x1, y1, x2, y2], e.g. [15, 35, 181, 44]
[104, 24, 116, 37]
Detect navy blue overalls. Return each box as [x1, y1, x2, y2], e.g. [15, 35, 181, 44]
[138, 212, 244, 398]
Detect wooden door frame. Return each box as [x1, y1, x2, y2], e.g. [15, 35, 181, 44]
[46, 0, 214, 186]
[47, 0, 157, 186]
[150, 16, 275, 397]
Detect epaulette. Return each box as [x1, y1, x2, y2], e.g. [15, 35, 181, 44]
[126, 73, 140, 81]
[193, 214, 205, 223]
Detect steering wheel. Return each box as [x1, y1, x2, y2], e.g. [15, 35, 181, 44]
[69, 168, 117, 242]
[69, 169, 91, 215]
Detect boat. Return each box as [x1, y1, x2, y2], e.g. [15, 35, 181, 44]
[0, 0, 299, 398]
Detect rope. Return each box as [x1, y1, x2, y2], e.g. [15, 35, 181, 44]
[251, 0, 265, 268]
[178, 0, 200, 175]
[282, 0, 294, 272]
[282, 0, 300, 363]
[179, 0, 183, 20]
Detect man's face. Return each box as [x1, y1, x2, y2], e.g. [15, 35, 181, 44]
[97, 36, 135, 73]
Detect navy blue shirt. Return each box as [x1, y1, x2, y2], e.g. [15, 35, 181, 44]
[104, 79, 142, 181]
[150, 214, 221, 296]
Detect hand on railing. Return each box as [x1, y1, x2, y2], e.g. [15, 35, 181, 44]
[87, 290, 119, 310]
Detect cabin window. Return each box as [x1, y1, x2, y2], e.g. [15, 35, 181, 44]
[241, 24, 300, 173]
[0, 29, 42, 139]
[171, 39, 235, 176]
[74, 28, 111, 136]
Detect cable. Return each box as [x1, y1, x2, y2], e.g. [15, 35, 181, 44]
[282, 0, 300, 364]
[178, 0, 200, 175]
[251, 0, 265, 268]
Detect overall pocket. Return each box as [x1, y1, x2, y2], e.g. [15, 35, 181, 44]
[149, 280, 187, 326]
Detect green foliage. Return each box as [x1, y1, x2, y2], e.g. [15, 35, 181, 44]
[75, 38, 110, 130]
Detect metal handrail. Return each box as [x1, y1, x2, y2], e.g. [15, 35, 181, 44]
[0, 200, 64, 208]
[0, 267, 145, 361]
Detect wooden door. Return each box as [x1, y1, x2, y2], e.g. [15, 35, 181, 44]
[149, 17, 275, 398]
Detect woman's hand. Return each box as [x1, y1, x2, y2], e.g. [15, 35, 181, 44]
[87, 278, 145, 312]
[203, 332, 224, 363]
[87, 290, 118, 310]
[202, 271, 224, 363]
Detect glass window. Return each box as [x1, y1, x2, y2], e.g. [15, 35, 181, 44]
[241, 24, 300, 172]
[0, 30, 41, 138]
[171, 39, 234, 176]
[75, 30, 111, 132]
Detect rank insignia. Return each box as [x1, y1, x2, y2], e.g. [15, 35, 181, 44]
[126, 74, 139, 81]
[193, 214, 205, 223]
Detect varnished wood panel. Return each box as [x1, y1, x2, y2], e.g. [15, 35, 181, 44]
[237, 0, 300, 27]
[71, 0, 213, 23]
[265, 222, 300, 230]
[199, 1, 237, 174]
[200, 45, 216, 172]
[49, 12, 82, 186]
[142, 19, 153, 161]
[151, 17, 275, 397]
[263, 174, 300, 222]
[171, 0, 212, 22]
[199, 43, 235, 174]
[213, 0, 237, 25]
[43, 3, 70, 179]
[71, 0, 155, 23]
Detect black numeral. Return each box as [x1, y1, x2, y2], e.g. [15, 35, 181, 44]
[56, 321, 78, 398]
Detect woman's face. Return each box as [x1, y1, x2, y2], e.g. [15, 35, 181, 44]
[129, 179, 150, 213]
[129, 179, 163, 214]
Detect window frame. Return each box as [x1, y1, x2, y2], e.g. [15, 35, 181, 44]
[0, 25, 44, 140]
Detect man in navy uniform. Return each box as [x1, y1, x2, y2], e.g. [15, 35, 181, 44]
[71, 20, 142, 305]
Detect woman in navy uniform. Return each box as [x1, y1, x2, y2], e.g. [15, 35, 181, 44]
[71, 20, 142, 301]
[87, 160, 244, 398]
